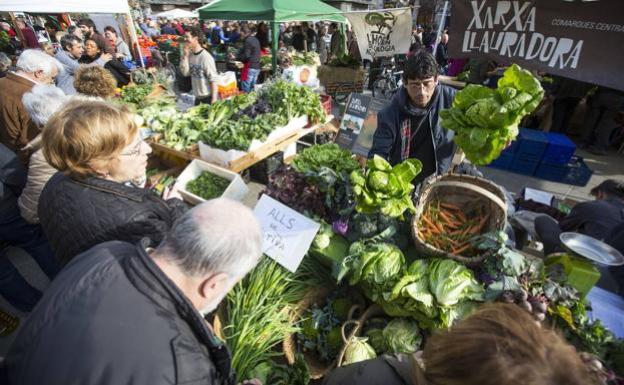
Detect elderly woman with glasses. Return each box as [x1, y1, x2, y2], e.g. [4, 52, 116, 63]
[37, 100, 187, 265]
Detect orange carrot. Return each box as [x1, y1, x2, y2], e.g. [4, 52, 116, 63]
[453, 243, 472, 255]
[440, 202, 461, 211]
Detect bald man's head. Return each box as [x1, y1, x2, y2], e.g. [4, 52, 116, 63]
[156, 198, 262, 278]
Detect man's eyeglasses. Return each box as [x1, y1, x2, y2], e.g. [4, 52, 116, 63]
[405, 79, 436, 90]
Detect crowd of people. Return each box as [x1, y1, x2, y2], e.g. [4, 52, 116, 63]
[0, 13, 621, 385]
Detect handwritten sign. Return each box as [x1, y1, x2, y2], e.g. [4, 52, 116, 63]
[253, 195, 321, 273]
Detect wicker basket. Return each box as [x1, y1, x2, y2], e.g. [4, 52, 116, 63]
[283, 287, 366, 379]
[335, 303, 385, 368]
[318, 65, 365, 86]
[411, 173, 507, 266]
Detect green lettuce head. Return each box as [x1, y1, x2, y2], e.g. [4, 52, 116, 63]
[343, 337, 377, 365]
[382, 318, 422, 354]
[427, 259, 485, 307]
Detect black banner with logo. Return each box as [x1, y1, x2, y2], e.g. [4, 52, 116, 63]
[448, 0, 624, 91]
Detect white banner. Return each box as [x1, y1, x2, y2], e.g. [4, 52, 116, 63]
[345, 8, 412, 61]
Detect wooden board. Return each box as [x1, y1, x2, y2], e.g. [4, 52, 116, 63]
[228, 116, 334, 173]
[148, 116, 333, 173]
[439, 75, 467, 89]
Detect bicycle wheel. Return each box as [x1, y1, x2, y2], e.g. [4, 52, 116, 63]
[372, 79, 388, 99]
[334, 83, 353, 103]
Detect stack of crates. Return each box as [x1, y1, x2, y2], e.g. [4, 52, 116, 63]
[509, 128, 549, 175]
[535, 133, 593, 186]
[488, 128, 548, 172]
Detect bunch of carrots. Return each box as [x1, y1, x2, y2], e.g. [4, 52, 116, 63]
[417, 200, 490, 256]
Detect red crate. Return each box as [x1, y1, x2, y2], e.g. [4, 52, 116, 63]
[320, 94, 332, 116]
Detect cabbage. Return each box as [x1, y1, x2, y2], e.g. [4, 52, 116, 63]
[382, 318, 422, 354]
[428, 259, 485, 307]
[337, 242, 405, 302]
[440, 64, 544, 165]
[365, 328, 386, 353]
[350, 156, 422, 218]
[342, 337, 377, 365]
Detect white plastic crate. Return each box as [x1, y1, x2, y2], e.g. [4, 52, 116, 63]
[174, 159, 248, 205]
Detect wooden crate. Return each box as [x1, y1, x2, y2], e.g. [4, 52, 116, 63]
[324, 82, 364, 95]
[148, 116, 332, 173]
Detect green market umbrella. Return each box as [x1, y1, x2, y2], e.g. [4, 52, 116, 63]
[197, 0, 346, 71]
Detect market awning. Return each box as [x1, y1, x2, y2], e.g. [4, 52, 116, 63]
[0, 0, 130, 14]
[155, 8, 198, 19]
[196, 0, 346, 23]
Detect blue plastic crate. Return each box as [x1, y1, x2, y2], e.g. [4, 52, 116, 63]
[488, 150, 514, 169]
[535, 161, 568, 181]
[542, 132, 576, 165]
[563, 157, 593, 186]
[509, 155, 540, 176]
[534, 156, 593, 186]
[516, 128, 548, 160]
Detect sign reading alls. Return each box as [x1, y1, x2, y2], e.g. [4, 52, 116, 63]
[448, 0, 624, 91]
[253, 194, 321, 273]
[345, 8, 412, 60]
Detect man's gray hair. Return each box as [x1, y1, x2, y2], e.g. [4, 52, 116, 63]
[60, 34, 82, 51]
[158, 198, 263, 278]
[22, 84, 68, 127]
[16, 49, 63, 76]
[0, 52, 11, 73]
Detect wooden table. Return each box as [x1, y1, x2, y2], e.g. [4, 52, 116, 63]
[149, 116, 333, 173]
[439, 75, 467, 89]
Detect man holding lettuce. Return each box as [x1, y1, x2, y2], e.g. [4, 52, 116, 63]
[369, 51, 457, 185]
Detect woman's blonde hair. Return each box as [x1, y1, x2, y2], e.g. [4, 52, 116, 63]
[42, 100, 138, 178]
[412, 303, 594, 385]
[74, 66, 117, 99]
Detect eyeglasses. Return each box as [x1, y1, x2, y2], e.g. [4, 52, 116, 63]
[120, 139, 145, 156]
[405, 79, 437, 90]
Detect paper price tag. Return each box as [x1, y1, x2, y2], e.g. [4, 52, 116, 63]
[253, 195, 321, 273]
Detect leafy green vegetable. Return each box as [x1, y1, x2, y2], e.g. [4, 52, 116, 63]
[428, 259, 485, 307]
[381, 318, 422, 354]
[292, 144, 360, 177]
[120, 84, 153, 105]
[382, 259, 483, 330]
[338, 240, 405, 302]
[350, 156, 422, 218]
[262, 79, 325, 123]
[186, 171, 230, 200]
[342, 337, 377, 365]
[328, 53, 361, 69]
[224, 258, 309, 380]
[440, 64, 544, 165]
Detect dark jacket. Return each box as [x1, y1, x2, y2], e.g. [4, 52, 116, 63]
[369, 85, 457, 173]
[38, 172, 187, 265]
[3, 240, 235, 385]
[560, 198, 624, 241]
[0, 143, 26, 218]
[238, 35, 261, 70]
[323, 354, 415, 385]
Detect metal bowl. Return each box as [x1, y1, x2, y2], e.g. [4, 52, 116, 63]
[559, 232, 624, 266]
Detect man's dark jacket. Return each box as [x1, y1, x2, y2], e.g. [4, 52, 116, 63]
[3, 240, 235, 385]
[0, 143, 26, 218]
[38, 172, 187, 265]
[369, 84, 457, 173]
[238, 35, 261, 70]
[560, 198, 624, 241]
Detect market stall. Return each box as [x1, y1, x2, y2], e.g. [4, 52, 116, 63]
[119, 72, 333, 179]
[180, 64, 623, 384]
[196, 0, 346, 73]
